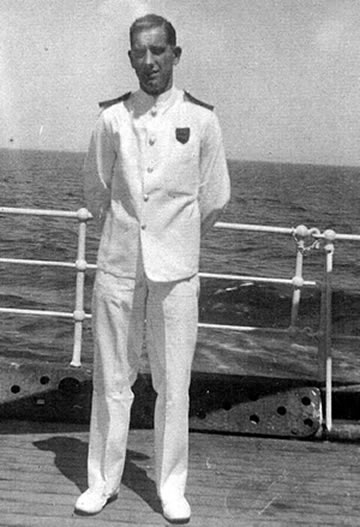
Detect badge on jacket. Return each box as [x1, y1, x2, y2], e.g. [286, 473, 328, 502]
[175, 127, 190, 144]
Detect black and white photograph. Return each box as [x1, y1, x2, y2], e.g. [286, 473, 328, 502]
[1, 1, 360, 525]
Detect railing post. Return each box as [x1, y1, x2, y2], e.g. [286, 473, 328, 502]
[290, 225, 307, 329]
[318, 229, 336, 432]
[70, 208, 91, 367]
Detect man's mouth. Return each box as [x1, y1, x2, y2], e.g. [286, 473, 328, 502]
[145, 71, 159, 81]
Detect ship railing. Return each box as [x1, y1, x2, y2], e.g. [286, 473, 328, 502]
[1, 206, 360, 432]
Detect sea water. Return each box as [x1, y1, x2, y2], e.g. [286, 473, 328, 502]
[1, 148, 360, 362]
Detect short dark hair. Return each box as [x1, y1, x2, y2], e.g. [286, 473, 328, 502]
[129, 14, 177, 47]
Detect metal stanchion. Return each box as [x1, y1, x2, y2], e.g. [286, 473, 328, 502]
[322, 229, 336, 432]
[290, 225, 307, 328]
[70, 208, 92, 367]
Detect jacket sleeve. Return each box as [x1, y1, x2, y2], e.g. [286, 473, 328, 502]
[199, 111, 231, 236]
[83, 113, 115, 228]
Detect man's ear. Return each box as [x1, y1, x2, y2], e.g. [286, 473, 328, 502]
[128, 50, 134, 69]
[173, 46, 182, 65]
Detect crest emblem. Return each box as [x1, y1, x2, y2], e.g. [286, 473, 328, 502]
[175, 127, 190, 144]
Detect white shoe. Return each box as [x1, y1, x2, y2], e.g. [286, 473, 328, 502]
[162, 497, 191, 524]
[74, 488, 118, 515]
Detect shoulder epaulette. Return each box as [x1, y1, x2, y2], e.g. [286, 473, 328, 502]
[98, 92, 132, 109]
[184, 91, 214, 111]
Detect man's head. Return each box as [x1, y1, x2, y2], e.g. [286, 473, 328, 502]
[128, 14, 182, 96]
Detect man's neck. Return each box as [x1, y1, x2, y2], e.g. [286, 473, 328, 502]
[140, 85, 175, 104]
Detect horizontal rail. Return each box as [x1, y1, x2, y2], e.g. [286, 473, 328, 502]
[1, 206, 359, 242]
[0, 258, 76, 268]
[216, 221, 360, 242]
[0, 257, 97, 269]
[0, 307, 286, 334]
[0, 307, 72, 318]
[199, 272, 316, 287]
[327, 233, 360, 242]
[0, 307, 92, 319]
[0, 303, 355, 339]
[198, 322, 288, 333]
[215, 221, 294, 235]
[0, 257, 317, 287]
[0, 207, 80, 218]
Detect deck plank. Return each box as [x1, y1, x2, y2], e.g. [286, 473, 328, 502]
[0, 420, 359, 526]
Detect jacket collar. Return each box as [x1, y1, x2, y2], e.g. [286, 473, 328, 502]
[130, 86, 181, 117]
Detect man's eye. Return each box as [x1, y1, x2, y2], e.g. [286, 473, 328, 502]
[132, 49, 146, 59]
[151, 47, 165, 55]
[131, 46, 166, 59]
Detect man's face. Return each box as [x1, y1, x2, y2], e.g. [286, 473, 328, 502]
[128, 26, 181, 96]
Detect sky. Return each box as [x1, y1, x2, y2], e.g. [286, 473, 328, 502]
[1, 0, 360, 166]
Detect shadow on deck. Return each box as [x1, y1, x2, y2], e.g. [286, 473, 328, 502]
[1, 419, 360, 526]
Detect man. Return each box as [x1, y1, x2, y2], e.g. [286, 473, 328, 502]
[75, 13, 230, 524]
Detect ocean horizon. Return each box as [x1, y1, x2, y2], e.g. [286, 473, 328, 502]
[1, 147, 360, 363]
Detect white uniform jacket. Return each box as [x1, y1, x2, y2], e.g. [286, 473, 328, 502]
[84, 87, 230, 282]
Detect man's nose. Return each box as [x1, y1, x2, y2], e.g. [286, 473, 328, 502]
[144, 49, 155, 65]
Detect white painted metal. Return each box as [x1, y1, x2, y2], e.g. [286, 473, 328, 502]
[199, 271, 316, 286]
[323, 230, 336, 432]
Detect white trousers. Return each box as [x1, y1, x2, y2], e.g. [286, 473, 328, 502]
[87, 265, 199, 503]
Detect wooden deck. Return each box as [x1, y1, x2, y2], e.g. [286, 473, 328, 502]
[0, 420, 360, 526]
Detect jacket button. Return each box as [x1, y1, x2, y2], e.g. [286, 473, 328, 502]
[147, 167, 154, 173]
[141, 224, 146, 230]
[144, 194, 149, 202]
[149, 137, 156, 146]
